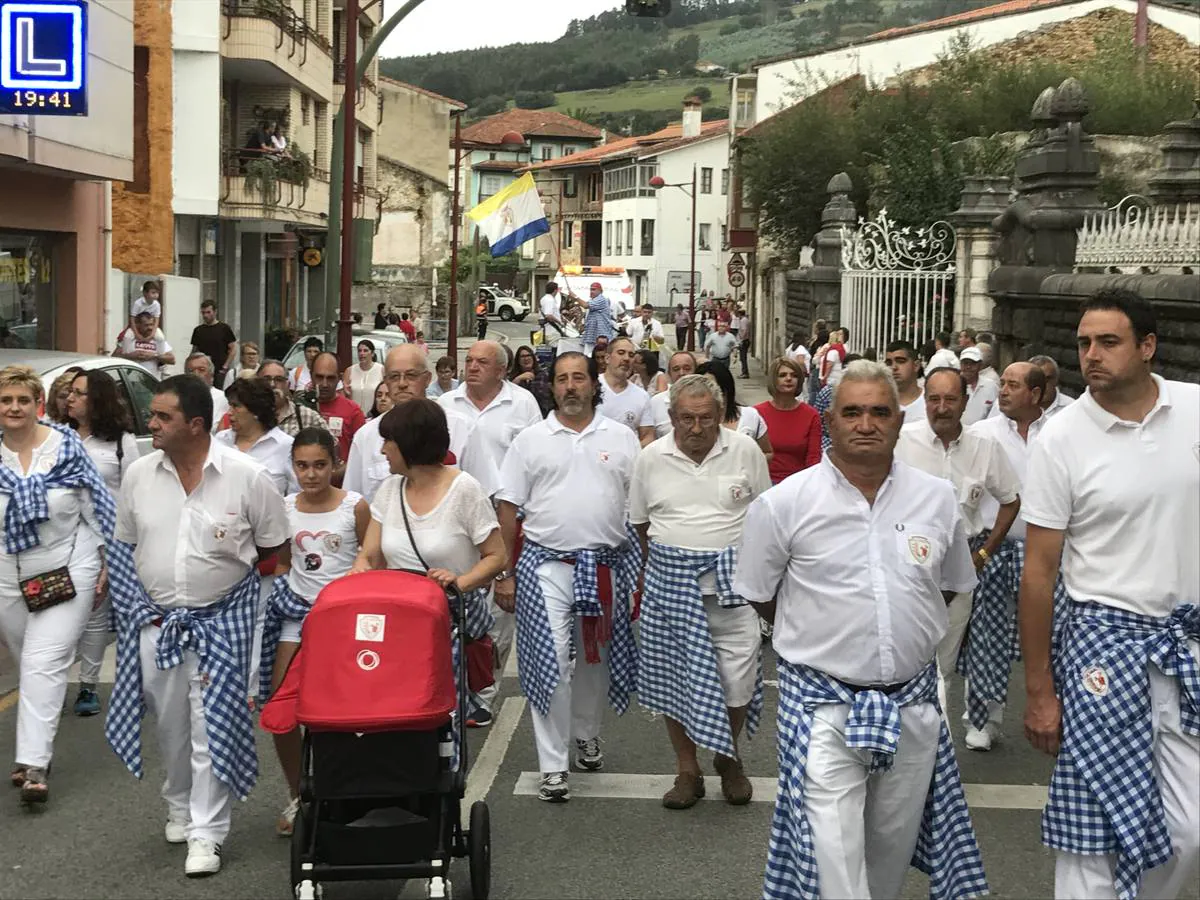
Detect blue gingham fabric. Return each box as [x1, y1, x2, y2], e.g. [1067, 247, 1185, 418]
[513, 534, 641, 717]
[764, 660, 989, 900]
[637, 542, 763, 758]
[106, 560, 262, 801]
[581, 294, 615, 346]
[1042, 600, 1200, 900]
[257, 576, 313, 702]
[814, 385, 833, 454]
[0, 422, 116, 554]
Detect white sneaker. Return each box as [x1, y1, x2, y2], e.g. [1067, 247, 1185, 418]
[184, 838, 221, 877]
[964, 723, 1000, 751]
[164, 815, 189, 844]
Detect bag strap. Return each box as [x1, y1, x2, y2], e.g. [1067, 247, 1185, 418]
[397, 477, 430, 572]
[116, 432, 124, 466]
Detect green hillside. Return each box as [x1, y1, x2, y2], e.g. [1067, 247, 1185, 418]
[553, 78, 731, 116]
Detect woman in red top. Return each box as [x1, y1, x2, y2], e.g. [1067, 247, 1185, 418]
[754, 357, 823, 484]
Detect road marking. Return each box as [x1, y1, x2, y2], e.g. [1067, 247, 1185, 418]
[513, 772, 1048, 809]
[464, 696, 526, 808]
[0, 688, 17, 714]
[503, 643, 519, 679]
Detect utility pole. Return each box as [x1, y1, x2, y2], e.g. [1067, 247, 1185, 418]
[336, 0, 360, 368]
[448, 112, 462, 358]
[689, 163, 697, 351]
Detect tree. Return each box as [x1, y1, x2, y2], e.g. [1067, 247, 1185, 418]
[515, 90, 557, 109]
[672, 33, 701, 69]
[472, 95, 507, 117]
[689, 85, 714, 102]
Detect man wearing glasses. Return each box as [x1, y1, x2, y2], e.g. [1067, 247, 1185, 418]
[255, 360, 328, 437]
[344, 344, 469, 503]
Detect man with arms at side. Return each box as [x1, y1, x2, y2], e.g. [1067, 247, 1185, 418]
[735, 360, 987, 900]
[1020, 289, 1199, 900]
[597, 336, 656, 446]
[539, 281, 566, 339]
[310, 352, 365, 486]
[1028, 354, 1074, 419]
[107, 375, 289, 877]
[189, 301, 237, 387]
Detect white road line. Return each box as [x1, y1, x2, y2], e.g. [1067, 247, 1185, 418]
[512, 772, 1049, 810]
[464, 696, 526, 808]
[503, 643, 520, 678]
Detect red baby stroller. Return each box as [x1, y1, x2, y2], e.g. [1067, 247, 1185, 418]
[261, 570, 491, 900]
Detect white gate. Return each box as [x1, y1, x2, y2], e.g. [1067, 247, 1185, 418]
[839, 210, 956, 356]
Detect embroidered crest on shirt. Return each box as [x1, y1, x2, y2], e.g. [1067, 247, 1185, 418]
[323, 533, 342, 553]
[968, 484, 984, 504]
[598, 451, 610, 464]
[729, 483, 748, 503]
[1081, 665, 1109, 697]
[212, 524, 228, 542]
[908, 535, 932, 564]
[356, 613, 385, 642]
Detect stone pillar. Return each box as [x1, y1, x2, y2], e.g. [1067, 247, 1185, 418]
[1148, 102, 1200, 206]
[805, 172, 857, 332]
[951, 175, 1011, 333]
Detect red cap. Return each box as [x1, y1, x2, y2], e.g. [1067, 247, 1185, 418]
[591, 281, 602, 290]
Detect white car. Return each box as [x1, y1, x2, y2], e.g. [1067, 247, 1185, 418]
[478, 285, 530, 322]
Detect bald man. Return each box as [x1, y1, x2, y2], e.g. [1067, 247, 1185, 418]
[343, 344, 470, 503]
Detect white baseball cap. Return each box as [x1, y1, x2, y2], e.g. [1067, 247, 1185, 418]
[959, 347, 983, 362]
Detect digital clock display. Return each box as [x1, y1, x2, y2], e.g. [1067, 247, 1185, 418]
[0, 0, 88, 116]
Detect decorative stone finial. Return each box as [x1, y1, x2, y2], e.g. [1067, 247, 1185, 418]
[1051, 77, 1089, 123]
[827, 172, 853, 196]
[1031, 87, 1056, 127]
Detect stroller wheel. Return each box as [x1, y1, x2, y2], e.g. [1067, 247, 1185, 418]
[295, 880, 322, 900]
[468, 801, 491, 900]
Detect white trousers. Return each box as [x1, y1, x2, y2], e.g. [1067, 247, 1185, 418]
[804, 700, 941, 900]
[1055, 656, 1200, 900]
[528, 561, 610, 774]
[139, 624, 235, 844]
[702, 597, 760, 709]
[935, 590, 1003, 729]
[76, 593, 111, 686]
[0, 552, 100, 768]
[474, 599, 515, 713]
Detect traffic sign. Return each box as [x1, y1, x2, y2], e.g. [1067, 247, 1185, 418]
[666, 270, 702, 295]
[728, 270, 746, 288]
[0, 0, 88, 116]
[726, 252, 746, 273]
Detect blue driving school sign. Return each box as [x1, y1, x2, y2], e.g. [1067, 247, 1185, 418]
[0, 0, 87, 115]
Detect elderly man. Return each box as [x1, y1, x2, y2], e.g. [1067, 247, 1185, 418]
[107, 375, 289, 877]
[735, 360, 987, 900]
[1028, 354, 1074, 419]
[254, 360, 327, 437]
[703, 319, 739, 366]
[1021, 290, 1200, 900]
[438, 339, 542, 727]
[185, 352, 228, 434]
[574, 281, 615, 358]
[896, 367, 1021, 742]
[651, 350, 697, 438]
[976, 342, 1001, 387]
[598, 336, 656, 444]
[494, 352, 642, 803]
[959, 347, 998, 425]
[631, 374, 771, 810]
[344, 344, 469, 504]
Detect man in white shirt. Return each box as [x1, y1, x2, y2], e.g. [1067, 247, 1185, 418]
[115, 308, 175, 378]
[288, 337, 322, 394]
[885, 339, 925, 426]
[344, 344, 469, 504]
[976, 342, 1001, 387]
[959, 361, 1051, 750]
[650, 350, 697, 438]
[539, 281, 565, 338]
[626, 303, 665, 351]
[734, 360, 986, 900]
[185, 352, 229, 435]
[1028, 354, 1074, 419]
[959, 347, 998, 425]
[438, 340, 541, 726]
[494, 352, 642, 804]
[631, 375, 771, 810]
[927, 331, 960, 372]
[1020, 289, 1200, 900]
[895, 367, 1021, 738]
[597, 336, 656, 445]
[110, 374, 289, 877]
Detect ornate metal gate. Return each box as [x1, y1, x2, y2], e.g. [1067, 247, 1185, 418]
[840, 210, 956, 356]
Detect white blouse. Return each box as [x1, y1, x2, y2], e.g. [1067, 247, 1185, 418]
[82, 432, 140, 495]
[372, 472, 498, 577]
[348, 362, 384, 413]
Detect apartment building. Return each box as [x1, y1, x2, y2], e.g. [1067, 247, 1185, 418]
[0, 1, 133, 352]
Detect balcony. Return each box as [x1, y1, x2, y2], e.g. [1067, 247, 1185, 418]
[333, 74, 380, 131]
[220, 148, 331, 228]
[221, 0, 334, 102]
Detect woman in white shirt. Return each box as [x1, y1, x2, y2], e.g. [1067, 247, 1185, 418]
[65, 368, 139, 718]
[222, 341, 261, 390]
[344, 339, 384, 412]
[270, 427, 368, 837]
[351, 400, 506, 725]
[697, 360, 773, 463]
[215, 376, 298, 495]
[0, 365, 107, 805]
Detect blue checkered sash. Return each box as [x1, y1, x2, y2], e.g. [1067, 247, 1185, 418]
[106, 560, 262, 800]
[764, 660, 989, 900]
[513, 533, 641, 717]
[1042, 600, 1199, 900]
[637, 542, 763, 758]
[257, 576, 313, 702]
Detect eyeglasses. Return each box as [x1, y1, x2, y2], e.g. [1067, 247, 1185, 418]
[67, 388, 87, 397]
[676, 415, 716, 429]
[386, 370, 427, 384]
[263, 375, 289, 385]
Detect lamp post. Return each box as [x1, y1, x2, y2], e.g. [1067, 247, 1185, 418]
[649, 164, 698, 351]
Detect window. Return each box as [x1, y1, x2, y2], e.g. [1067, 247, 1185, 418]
[736, 89, 755, 127]
[564, 147, 576, 156]
[701, 167, 713, 194]
[541, 146, 553, 161]
[721, 168, 729, 196]
[615, 220, 624, 256]
[640, 219, 654, 256]
[603, 163, 659, 200]
[721, 224, 728, 248]
[314, 100, 328, 167]
[565, 173, 577, 198]
[562, 221, 574, 250]
[625, 219, 633, 255]
[605, 221, 613, 256]
[489, 152, 497, 160]
[127, 46, 150, 193]
[480, 174, 504, 201]
[588, 173, 602, 203]
[698, 223, 712, 251]
[301, 93, 310, 126]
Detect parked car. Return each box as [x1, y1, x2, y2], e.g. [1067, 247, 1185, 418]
[0, 349, 163, 455]
[282, 330, 408, 372]
[478, 285, 530, 322]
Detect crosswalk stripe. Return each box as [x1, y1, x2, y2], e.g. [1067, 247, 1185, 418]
[512, 772, 1048, 809]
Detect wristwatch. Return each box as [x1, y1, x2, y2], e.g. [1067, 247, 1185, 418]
[495, 569, 515, 582]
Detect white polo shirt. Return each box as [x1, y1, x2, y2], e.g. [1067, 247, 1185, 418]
[496, 412, 640, 551]
[344, 407, 469, 503]
[598, 374, 653, 434]
[438, 381, 542, 495]
[926, 348, 960, 372]
[115, 439, 289, 609]
[214, 425, 298, 496]
[895, 419, 1020, 538]
[650, 390, 672, 438]
[1022, 376, 1200, 618]
[900, 393, 926, 428]
[539, 292, 560, 320]
[1041, 389, 1074, 419]
[627, 316, 664, 348]
[733, 456, 977, 685]
[964, 379, 998, 425]
[969, 411, 1046, 542]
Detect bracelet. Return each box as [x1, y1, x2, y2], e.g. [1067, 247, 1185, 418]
[977, 548, 990, 562]
[495, 569, 515, 581]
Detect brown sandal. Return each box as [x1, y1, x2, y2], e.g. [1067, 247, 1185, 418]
[662, 772, 705, 810]
[19, 768, 48, 804]
[10, 766, 26, 788]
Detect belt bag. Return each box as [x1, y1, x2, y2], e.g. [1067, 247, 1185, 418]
[17, 529, 79, 613]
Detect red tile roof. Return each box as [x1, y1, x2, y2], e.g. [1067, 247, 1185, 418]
[460, 108, 602, 146]
[377, 76, 467, 110]
[519, 119, 730, 172]
[473, 159, 526, 172]
[866, 0, 1076, 41]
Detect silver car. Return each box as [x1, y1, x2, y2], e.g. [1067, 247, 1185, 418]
[0, 349, 165, 455]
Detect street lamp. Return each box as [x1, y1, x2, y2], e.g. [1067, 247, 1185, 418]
[649, 165, 698, 351]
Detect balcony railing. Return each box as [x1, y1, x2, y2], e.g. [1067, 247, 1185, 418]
[222, 0, 331, 55]
[220, 147, 329, 222]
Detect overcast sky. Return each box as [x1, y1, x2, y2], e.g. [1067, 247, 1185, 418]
[380, 0, 623, 58]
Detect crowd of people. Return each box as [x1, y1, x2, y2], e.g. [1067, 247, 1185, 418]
[0, 284, 1195, 900]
